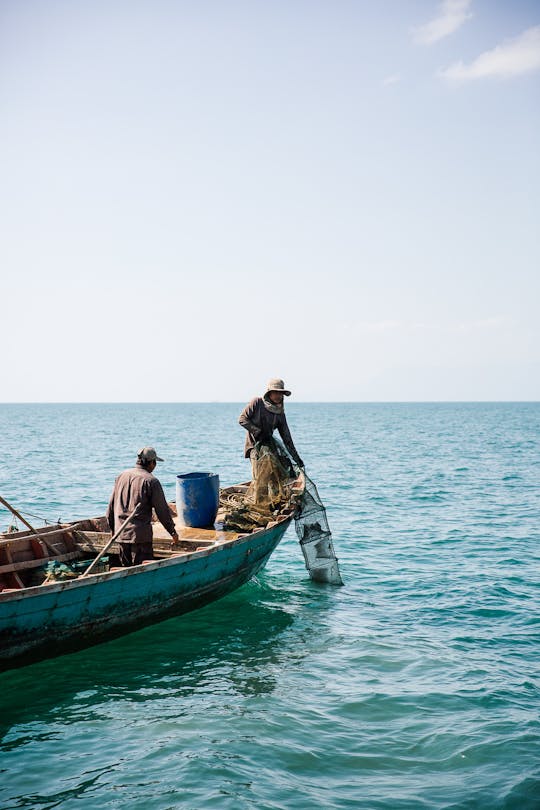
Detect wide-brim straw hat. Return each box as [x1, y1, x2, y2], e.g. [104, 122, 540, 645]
[266, 378, 291, 396]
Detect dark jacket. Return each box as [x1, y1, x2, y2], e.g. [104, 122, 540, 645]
[239, 396, 300, 462]
[107, 463, 176, 544]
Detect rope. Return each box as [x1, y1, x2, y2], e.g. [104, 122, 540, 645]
[16, 509, 54, 524]
[1, 503, 58, 539]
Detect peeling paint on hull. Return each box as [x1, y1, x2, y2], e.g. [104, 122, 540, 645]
[0, 519, 292, 670]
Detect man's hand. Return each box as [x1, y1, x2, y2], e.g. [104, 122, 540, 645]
[171, 531, 179, 545]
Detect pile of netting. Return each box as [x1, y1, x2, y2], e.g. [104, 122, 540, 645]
[219, 440, 299, 532]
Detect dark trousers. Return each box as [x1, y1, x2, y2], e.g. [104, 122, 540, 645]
[119, 542, 154, 567]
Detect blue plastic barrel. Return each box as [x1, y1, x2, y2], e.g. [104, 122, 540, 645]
[176, 472, 220, 528]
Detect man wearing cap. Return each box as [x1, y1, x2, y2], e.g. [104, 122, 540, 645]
[107, 447, 179, 567]
[239, 378, 304, 471]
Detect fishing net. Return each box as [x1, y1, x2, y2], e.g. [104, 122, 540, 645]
[40, 557, 110, 584]
[219, 440, 298, 532]
[220, 439, 343, 584]
[294, 475, 343, 585]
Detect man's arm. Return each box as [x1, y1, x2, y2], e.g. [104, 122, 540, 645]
[106, 489, 116, 533]
[277, 416, 304, 467]
[239, 398, 264, 439]
[150, 480, 178, 540]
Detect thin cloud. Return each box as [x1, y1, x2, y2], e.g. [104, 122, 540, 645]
[382, 74, 402, 86]
[454, 317, 508, 332]
[413, 0, 473, 45]
[345, 318, 508, 335]
[349, 320, 402, 334]
[439, 25, 540, 81]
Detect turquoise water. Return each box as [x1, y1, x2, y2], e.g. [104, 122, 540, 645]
[0, 403, 539, 809]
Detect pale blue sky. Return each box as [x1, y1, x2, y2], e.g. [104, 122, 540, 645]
[1, 0, 539, 401]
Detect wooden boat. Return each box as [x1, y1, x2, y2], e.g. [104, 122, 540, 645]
[0, 478, 303, 670]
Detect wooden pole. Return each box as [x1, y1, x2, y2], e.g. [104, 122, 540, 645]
[0, 495, 36, 533]
[80, 504, 140, 578]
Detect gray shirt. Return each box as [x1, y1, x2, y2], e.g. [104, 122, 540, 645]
[239, 396, 300, 461]
[107, 463, 176, 544]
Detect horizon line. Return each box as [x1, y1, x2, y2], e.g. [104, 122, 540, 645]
[1, 400, 539, 406]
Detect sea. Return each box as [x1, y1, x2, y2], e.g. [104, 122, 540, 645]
[0, 403, 539, 810]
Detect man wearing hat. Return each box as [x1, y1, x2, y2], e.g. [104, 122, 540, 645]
[239, 378, 304, 471]
[107, 447, 179, 567]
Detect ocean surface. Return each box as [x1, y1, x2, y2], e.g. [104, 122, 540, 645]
[0, 402, 539, 810]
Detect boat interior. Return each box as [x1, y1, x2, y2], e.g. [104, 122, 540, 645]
[0, 483, 296, 593]
[0, 518, 241, 594]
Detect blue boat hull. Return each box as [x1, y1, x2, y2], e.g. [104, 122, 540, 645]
[0, 518, 292, 670]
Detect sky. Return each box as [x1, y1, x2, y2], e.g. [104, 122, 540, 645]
[1, 0, 539, 402]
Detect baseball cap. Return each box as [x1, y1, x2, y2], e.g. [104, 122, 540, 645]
[137, 446, 164, 462]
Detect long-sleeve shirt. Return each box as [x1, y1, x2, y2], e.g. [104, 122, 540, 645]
[239, 396, 300, 461]
[106, 463, 176, 544]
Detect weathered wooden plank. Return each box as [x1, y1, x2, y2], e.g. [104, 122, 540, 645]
[73, 531, 110, 543]
[0, 524, 85, 547]
[152, 520, 240, 543]
[0, 551, 82, 576]
[78, 531, 219, 549]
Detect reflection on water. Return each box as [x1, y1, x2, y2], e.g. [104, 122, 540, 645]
[0, 582, 301, 737]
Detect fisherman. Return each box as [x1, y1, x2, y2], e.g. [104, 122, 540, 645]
[239, 378, 304, 475]
[107, 447, 179, 567]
